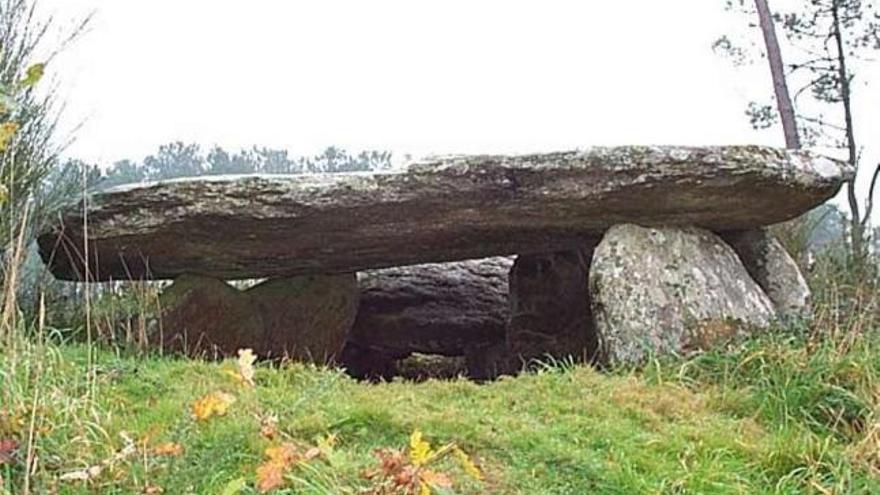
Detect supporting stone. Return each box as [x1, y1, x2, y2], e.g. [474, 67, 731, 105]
[158, 273, 358, 363]
[507, 248, 599, 368]
[157, 274, 264, 356]
[249, 275, 359, 362]
[589, 224, 777, 365]
[721, 229, 811, 320]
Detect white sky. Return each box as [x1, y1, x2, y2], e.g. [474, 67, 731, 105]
[40, 0, 879, 223]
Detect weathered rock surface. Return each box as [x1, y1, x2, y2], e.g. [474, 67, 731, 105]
[507, 249, 598, 366]
[342, 257, 511, 378]
[157, 274, 264, 355]
[590, 224, 777, 365]
[38, 146, 850, 281]
[159, 273, 358, 362]
[349, 257, 512, 356]
[722, 229, 811, 320]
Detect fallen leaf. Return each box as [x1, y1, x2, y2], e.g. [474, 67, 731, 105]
[143, 484, 164, 494]
[256, 443, 300, 493]
[0, 438, 17, 465]
[420, 469, 453, 493]
[409, 430, 432, 466]
[152, 442, 183, 456]
[191, 392, 235, 421]
[265, 443, 299, 466]
[452, 446, 483, 480]
[304, 447, 321, 460]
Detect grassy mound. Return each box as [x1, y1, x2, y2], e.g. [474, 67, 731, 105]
[2, 328, 879, 494]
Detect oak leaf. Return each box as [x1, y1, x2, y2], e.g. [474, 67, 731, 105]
[191, 392, 235, 421]
[256, 443, 299, 493]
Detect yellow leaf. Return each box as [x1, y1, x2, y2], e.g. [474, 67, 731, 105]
[191, 392, 235, 421]
[453, 446, 483, 480]
[265, 443, 299, 465]
[409, 430, 432, 466]
[256, 443, 299, 493]
[221, 369, 244, 384]
[0, 122, 18, 153]
[153, 442, 184, 457]
[19, 63, 44, 88]
[237, 348, 256, 386]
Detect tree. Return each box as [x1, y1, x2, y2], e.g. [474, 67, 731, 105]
[142, 141, 204, 180]
[754, 0, 800, 148]
[717, 0, 880, 263]
[96, 143, 395, 187]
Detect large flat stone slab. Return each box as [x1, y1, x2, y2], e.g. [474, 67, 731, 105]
[37, 146, 850, 281]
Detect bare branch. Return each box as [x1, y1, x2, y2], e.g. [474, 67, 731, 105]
[860, 162, 880, 230]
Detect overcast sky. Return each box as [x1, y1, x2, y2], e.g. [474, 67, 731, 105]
[40, 0, 878, 221]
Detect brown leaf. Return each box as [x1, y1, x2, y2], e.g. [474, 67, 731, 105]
[152, 442, 184, 457]
[420, 469, 453, 489]
[255, 443, 300, 493]
[255, 461, 285, 493]
[0, 438, 18, 465]
[143, 484, 164, 494]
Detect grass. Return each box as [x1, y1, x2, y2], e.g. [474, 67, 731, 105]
[2, 324, 879, 494]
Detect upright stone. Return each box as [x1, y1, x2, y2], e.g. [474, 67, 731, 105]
[507, 248, 599, 367]
[721, 229, 811, 320]
[157, 274, 265, 356]
[158, 273, 358, 363]
[249, 274, 359, 363]
[589, 224, 777, 365]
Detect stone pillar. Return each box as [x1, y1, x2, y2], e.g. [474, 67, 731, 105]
[590, 224, 777, 366]
[507, 248, 599, 368]
[721, 229, 811, 320]
[158, 273, 358, 364]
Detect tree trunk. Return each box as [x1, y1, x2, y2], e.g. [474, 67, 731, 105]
[831, 0, 865, 263]
[754, 0, 801, 149]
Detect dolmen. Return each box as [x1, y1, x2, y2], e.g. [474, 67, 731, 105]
[37, 146, 851, 377]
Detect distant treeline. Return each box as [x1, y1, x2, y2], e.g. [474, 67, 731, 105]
[60, 142, 395, 190]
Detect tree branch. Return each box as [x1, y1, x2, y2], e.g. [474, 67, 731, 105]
[860, 162, 880, 230]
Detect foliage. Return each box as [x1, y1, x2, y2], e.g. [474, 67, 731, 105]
[0, 0, 87, 249]
[717, 0, 880, 262]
